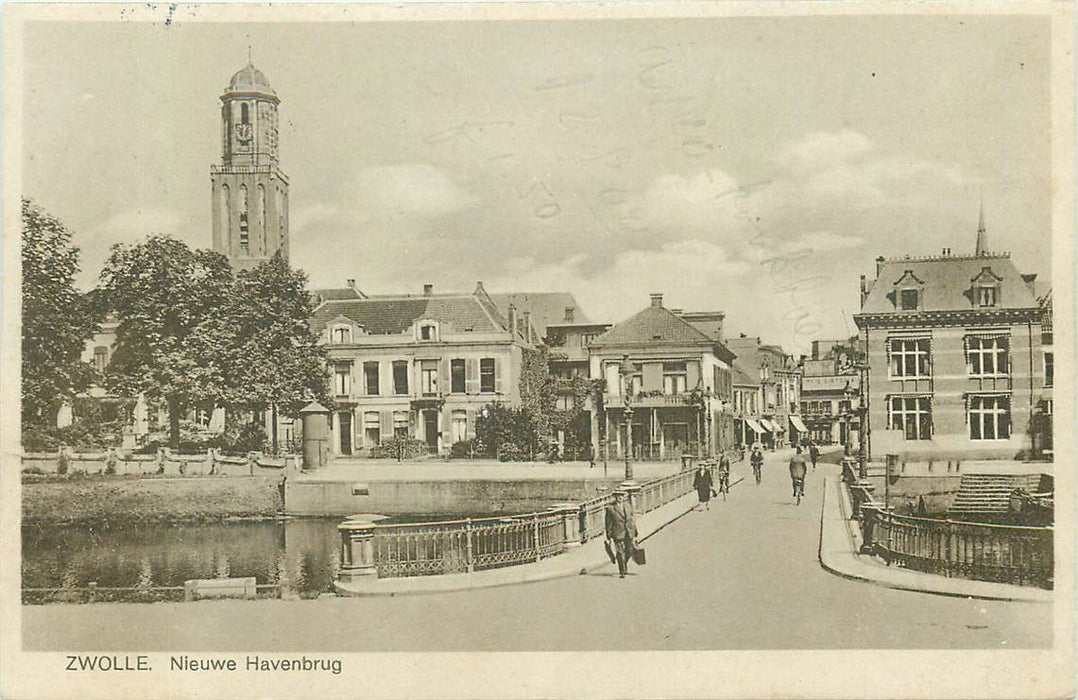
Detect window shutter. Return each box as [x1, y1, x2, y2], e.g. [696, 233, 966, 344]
[466, 358, 479, 394]
[686, 361, 700, 390]
[642, 363, 662, 392]
[381, 410, 392, 438]
[466, 408, 473, 440]
[495, 357, 505, 395]
[441, 358, 451, 397]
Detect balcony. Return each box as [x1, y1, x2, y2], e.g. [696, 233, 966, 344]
[603, 392, 695, 408]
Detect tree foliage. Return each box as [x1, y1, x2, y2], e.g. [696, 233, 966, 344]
[21, 198, 99, 429]
[222, 252, 329, 451]
[98, 235, 234, 447]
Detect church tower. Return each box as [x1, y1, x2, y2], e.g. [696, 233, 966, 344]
[211, 62, 289, 270]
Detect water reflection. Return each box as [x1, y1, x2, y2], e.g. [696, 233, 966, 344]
[22, 519, 343, 601]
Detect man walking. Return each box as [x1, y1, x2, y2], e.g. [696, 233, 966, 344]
[809, 441, 820, 471]
[789, 446, 808, 503]
[605, 489, 638, 578]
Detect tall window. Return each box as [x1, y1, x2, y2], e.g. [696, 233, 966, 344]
[334, 366, 351, 396]
[900, 289, 919, 311]
[581, 333, 598, 348]
[393, 361, 409, 395]
[220, 184, 231, 238]
[421, 361, 438, 396]
[239, 185, 249, 247]
[240, 102, 250, 124]
[1045, 352, 1054, 387]
[420, 323, 437, 341]
[663, 362, 687, 395]
[967, 336, 1009, 377]
[363, 362, 380, 395]
[93, 346, 110, 373]
[393, 411, 409, 438]
[451, 410, 468, 443]
[889, 396, 932, 440]
[889, 338, 930, 378]
[969, 395, 1010, 440]
[451, 359, 466, 394]
[480, 358, 496, 393]
[976, 286, 998, 307]
[257, 184, 267, 250]
[331, 326, 351, 344]
[363, 411, 380, 446]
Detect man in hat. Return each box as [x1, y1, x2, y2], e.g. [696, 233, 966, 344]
[604, 489, 638, 578]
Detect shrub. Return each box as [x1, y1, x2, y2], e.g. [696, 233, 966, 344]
[449, 440, 475, 459]
[498, 443, 525, 462]
[371, 436, 429, 460]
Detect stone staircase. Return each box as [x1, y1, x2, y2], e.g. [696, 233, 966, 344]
[948, 473, 1048, 517]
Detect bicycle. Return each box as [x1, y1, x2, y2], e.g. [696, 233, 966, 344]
[717, 469, 731, 501]
[752, 461, 762, 485]
[792, 476, 805, 505]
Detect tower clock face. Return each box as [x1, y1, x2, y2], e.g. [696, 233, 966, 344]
[235, 123, 253, 145]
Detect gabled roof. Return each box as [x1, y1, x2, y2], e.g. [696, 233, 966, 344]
[860, 254, 1038, 314]
[489, 292, 589, 337]
[310, 294, 504, 336]
[311, 286, 365, 303]
[591, 305, 714, 347]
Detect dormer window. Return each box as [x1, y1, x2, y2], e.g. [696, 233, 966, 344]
[970, 266, 1003, 309]
[976, 286, 997, 307]
[416, 320, 439, 342]
[892, 270, 925, 312]
[331, 325, 352, 344]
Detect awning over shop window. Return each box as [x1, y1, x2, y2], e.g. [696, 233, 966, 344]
[790, 415, 809, 433]
[758, 418, 775, 432]
[745, 418, 765, 434]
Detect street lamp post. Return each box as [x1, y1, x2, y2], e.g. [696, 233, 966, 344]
[619, 356, 635, 481]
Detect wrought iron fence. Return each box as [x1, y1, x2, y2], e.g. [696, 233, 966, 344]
[867, 510, 1053, 588]
[345, 462, 700, 579]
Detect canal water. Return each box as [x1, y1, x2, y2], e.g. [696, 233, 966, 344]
[22, 514, 493, 604]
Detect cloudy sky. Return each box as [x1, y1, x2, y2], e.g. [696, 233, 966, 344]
[21, 12, 1051, 352]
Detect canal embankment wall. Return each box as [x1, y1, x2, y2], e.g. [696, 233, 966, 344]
[22, 476, 283, 525]
[284, 478, 617, 516]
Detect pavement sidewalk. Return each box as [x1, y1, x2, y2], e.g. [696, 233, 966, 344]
[334, 489, 700, 596]
[818, 473, 1052, 603]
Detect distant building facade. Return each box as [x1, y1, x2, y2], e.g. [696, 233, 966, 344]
[725, 336, 804, 448]
[586, 294, 736, 460]
[853, 212, 1047, 461]
[310, 283, 537, 456]
[799, 338, 862, 447]
[210, 62, 290, 271]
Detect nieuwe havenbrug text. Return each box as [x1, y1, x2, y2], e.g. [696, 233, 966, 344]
[65, 655, 343, 675]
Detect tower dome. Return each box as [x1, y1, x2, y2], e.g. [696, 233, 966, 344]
[226, 62, 276, 97]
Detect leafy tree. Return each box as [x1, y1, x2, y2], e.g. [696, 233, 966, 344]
[221, 252, 329, 453]
[98, 235, 234, 448]
[21, 198, 99, 430]
[519, 346, 558, 444]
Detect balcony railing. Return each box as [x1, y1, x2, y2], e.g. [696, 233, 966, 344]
[339, 462, 699, 580]
[602, 392, 695, 408]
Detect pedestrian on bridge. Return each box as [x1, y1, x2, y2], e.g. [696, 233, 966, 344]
[604, 489, 638, 578]
[789, 446, 808, 503]
[693, 464, 714, 511]
[809, 441, 820, 471]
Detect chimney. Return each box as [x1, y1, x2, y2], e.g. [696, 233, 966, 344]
[564, 306, 575, 323]
[650, 293, 663, 308]
[859, 274, 868, 307]
[423, 284, 433, 296]
[875, 256, 885, 277]
[346, 278, 356, 289]
[474, 281, 486, 295]
[507, 305, 517, 336]
[670, 308, 683, 315]
[522, 311, 533, 343]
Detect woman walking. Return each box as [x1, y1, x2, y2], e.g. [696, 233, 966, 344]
[693, 464, 715, 511]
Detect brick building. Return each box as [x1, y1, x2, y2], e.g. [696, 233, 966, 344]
[853, 212, 1047, 461]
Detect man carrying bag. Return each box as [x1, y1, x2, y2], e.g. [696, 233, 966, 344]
[604, 488, 640, 578]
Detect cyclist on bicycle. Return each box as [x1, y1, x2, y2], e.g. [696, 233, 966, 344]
[750, 447, 764, 485]
[717, 453, 731, 497]
[789, 446, 808, 502]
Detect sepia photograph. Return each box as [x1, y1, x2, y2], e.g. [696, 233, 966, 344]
[1, 2, 1074, 698]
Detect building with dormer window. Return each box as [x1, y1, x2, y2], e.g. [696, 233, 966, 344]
[854, 207, 1048, 461]
[310, 282, 541, 456]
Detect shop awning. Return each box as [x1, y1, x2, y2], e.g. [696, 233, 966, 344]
[757, 418, 775, 432]
[744, 418, 765, 434]
[790, 415, 809, 433]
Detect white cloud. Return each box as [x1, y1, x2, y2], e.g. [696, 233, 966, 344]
[775, 231, 865, 255]
[353, 163, 477, 219]
[778, 129, 874, 174]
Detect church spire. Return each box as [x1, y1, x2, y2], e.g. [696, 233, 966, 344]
[975, 200, 989, 256]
